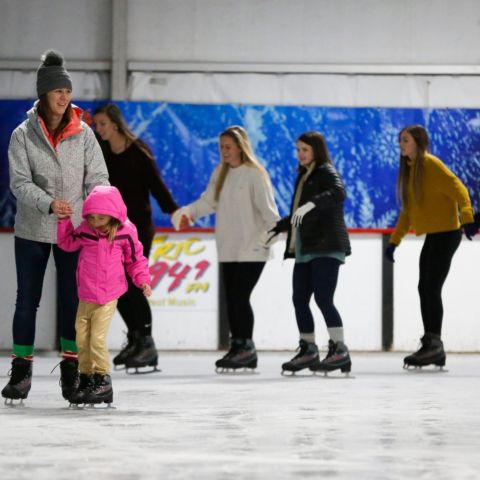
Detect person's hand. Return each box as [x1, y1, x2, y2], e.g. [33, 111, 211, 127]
[51, 199, 73, 217]
[463, 222, 479, 241]
[142, 284, 152, 297]
[259, 230, 278, 248]
[385, 243, 397, 263]
[291, 201, 315, 227]
[171, 207, 193, 231]
[474, 212, 480, 227]
[178, 214, 192, 230]
[259, 220, 284, 248]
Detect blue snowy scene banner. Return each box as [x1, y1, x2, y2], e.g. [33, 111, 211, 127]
[1, 99, 480, 229]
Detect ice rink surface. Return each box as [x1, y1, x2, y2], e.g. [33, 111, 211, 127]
[1, 351, 479, 480]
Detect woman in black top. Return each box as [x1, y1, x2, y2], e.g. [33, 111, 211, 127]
[269, 131, 352, 375]
[93, 104, 179, 372]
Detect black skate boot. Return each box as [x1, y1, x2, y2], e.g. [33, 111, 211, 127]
[310, 340, 352, 375]
[125, 335, 159, 374]
[281, 339, 320, 375]
[215, 339, 243, 371]
[113, 331, 138, 369]
[215, 339, 257, 372]
[59, 358, 80, 402]
[86, 373, 113, 406]
[1, 357, 32, 405]
[69, 373, 94, 406]
[403, 333, 446, 369]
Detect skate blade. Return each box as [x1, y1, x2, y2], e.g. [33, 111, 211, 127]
[281, 368, 311, 376]
[215, 367, 258, 375]
[86, 403, 116, 410]
[3, 397, 27, 407]
[125, 365, 161, 375]
[311, 370, 355, 379]
[72, 403, 116, 410]
[403, 365, 448, 373]
[113, 365, 126, 371]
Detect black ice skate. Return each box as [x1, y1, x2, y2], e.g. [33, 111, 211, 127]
[2, 357, 32, 405]
[310, 340, 352, 377]
[113, 331, 138, 369]
[281, 339, 320, 375]
[215, 339, 257, 373]
[59, 358, 80, 402]
[403, 333, 446, 370]
[85, 373, 113, 407]
[125, 335, 160, 374]
[69, 373, 94, 407]
[215, 339, 242, 370]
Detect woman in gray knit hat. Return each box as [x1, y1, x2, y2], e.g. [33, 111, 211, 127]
[2, 50, 109, 405]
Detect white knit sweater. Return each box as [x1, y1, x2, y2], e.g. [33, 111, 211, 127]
[188, 164, 280, 262]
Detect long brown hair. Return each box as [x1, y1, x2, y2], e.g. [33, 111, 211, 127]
[93, 103, 154, 161]
[214, 126, 268, 201]
[36, 94, 72, 141]
[396, 125, 429, 206]
[296, 131, 333, 169]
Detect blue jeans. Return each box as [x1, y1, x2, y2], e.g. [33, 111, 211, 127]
[12, 236, 79, 353]
[292, 257, 343, 334]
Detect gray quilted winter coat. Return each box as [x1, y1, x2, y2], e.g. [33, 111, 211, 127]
[8, 104, 109, 243]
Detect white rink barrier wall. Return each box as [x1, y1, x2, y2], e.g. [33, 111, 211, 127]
[0, 232, 478, 352]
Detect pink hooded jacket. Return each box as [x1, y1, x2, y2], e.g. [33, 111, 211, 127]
[57, 186, 151, 305]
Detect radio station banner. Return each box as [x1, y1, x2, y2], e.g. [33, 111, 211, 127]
[148, 232, 218, 313]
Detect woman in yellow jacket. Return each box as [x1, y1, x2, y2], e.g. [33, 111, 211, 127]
[385, 125, 477, 369]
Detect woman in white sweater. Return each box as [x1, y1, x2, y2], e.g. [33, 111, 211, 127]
[176, 126, 279, 371]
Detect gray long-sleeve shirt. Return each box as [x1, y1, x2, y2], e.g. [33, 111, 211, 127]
[8, 105, 109, 243]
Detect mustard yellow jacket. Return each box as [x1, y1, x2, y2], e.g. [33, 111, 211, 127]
[390, 153, 474, 245]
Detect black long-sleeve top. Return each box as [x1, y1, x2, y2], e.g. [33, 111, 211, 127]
[102, 142, 179, 240]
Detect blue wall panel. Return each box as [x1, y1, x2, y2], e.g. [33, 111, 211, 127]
[1, 100, 479, 228]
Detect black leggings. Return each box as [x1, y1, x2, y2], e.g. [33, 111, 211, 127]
[418, 229, 461, 336]
[292, 257, 343, 334]
[220, 262, 265, 340]
[117, 234, 153, 336]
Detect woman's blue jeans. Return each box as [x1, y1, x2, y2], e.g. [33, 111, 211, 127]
[12, 236, 78, 354]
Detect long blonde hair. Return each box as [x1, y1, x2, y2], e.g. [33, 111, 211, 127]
[214, 126, 268, 201]
[93, 104, 154, 161]
[396, 125, 429, 207]
[102, 217, 121, 243]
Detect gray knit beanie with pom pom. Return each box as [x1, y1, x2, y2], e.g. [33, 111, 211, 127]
[36, 49, 72, 97]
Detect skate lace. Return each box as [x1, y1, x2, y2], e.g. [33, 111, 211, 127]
[223, 341, 243, 359]
[50, 362, 61, 374]
[119, 331, 131, 350]
[292, 344, 309, 360]
[50, 360, 78, 388]
[324, 343, 337, 359]
[415, 338, 430, 355]
[9, 364, 30, 384]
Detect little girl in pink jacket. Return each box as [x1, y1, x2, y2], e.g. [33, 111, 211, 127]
[57, 185, 151, 406]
